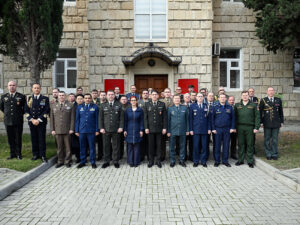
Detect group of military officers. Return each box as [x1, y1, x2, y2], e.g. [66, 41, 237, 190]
[0, 82, 283, 169]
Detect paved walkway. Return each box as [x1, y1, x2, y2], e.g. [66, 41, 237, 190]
[0, 159, 300, 225]
[0, 169, 24, 188]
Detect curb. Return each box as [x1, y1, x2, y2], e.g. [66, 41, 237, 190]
[255, 157, 300, 193]
[0, 156, 57, 201]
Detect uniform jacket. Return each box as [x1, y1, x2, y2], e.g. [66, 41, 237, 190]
[75, 103, 99, 133]
[25, 95, 49, 124]
[50, 101, 75, 134]
[189, 103, 211, 134]
[167, 105, 189, 136]
[92, 98, 101, 106]
[160, 98, 174, 109]
[259, 97, 284, 128]
[115, 94, 123, 102]
[144, 100, 167, 133]
[124, 107, 144, 144]
[126, 92, 140, 100]
[137, 99, 149, 108]
[234, 101, 260, 129]
[211, 103, 235, 130]
[99, 101, 124, 133]
[0, 92, 25, 126]
[249, 96, 259, 105]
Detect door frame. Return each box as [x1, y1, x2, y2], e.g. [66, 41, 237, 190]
[134, 74, 168, 94]
[126, 58, 175, 93]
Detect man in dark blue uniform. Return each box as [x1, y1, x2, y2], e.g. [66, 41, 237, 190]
[126, 85, 140, 100]
[75, 93, 100, 169]
[212, 94, 235, 167]
[189, 93, 211, 167]
[25, 83, 49, 162]
[0, 81, 25, 160]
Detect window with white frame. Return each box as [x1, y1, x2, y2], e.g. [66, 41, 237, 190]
[294, 48, 300, 88]
[134, 0, 167, 42]
[219, 49, 242, 90]
[222, 0, 243, 2]
[64, 0, 76, 6]
[53, 49, 77, 92]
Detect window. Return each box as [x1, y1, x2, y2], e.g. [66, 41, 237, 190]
[64, 0, 76, 6]
[134, 0, 167, 42]
[294, 48, 300, 88]
[53, 49, 77, 92]
[219, 49, 242, 91]
[222, 0, 243, 2]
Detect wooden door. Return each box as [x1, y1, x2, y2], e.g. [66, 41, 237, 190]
[135, 75, 168, 95]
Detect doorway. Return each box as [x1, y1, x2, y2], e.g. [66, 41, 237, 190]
[135, 75, 168, 94]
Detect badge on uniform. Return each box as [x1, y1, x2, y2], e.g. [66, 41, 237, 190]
[90, 108, 95, 111]
[171, 111, 175, 115]
[66, 106, 71, 110]
[4, 97, 8, 102]
[226, 109, 231, 113]
[204, 108, 208, 111]
[80, 107, 84, 111]
[40, 99, 46, 106]
[148, 107, 151, 111]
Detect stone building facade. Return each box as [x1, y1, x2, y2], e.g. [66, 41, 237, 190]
[0, 0, 299, 120]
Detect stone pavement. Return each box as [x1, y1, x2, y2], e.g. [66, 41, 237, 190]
[0, 159, 300, 225]
[0, 169, 24, 189]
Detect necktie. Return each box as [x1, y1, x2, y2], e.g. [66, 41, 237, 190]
[60, 104, 63, 110]
[110, 103, 113, 107]
[154, 102, 156, 106]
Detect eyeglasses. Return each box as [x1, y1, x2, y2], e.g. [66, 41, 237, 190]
[130, 99, 137, 101]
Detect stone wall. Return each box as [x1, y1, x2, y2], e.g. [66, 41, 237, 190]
[88, 0, 214, 92]
[1, 0, 89, 95]
[212, 0, 300, 120]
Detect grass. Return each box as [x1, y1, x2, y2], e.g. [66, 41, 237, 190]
[0, 134, 57, 172]
[255, 131, 300, 170]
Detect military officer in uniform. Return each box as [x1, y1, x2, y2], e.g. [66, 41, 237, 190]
[0, 81, 25, 160]
[50, 91, 75, 168]
[189, 93, 211, 167]
[160, 88, 173, 161]
[235, 91, 260, 168]
[120, 95, 130, 160]
[167, 94, 189, 167]
[114, 87, 123, 102]
[126, 85, 140, 100]
[206, 92, 216, 161]
[228, 96, 237, 160]
[248, 88, 259, 104]
[99, 90, 124, 168]
[75, 93, 99, 169]
[92, 89, 101, 105]
[144, 90, 167, 168]
[25, 83, 49, 162]
[259, 86, 284, 160]
[212, 94, 235, 167]
[50, 88, 59, 105]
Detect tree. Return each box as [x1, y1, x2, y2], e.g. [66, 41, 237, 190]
[0, 0, 64, 84]
[243, 0, 300, 53]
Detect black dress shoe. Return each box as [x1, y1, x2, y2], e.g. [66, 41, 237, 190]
[272, 156, 278, 160]
[41, 157, 48, 163]
[179, 161, 186, 167]
[66, 163, 71, 168]
[223, 163, 231, 167]
[55, 163, 64, 168]
[193, 163, 199, 167]
[248, 163, 254, 168]
[156, 161, 162, 168]
[130, 164, 134, 167]
[170, 162, 175, 167]
[202, 163, 207, 168]
[76, 158, 81, 163]
[102, 162, 109, 168]
[235, 161, 244, 166]
[214, 162, 220, 167]
[267, 157, 272, 160]
[92, 164, 97, 169]
[148, 162, 154, 168]
[231, 156, 238, 160]
[114, 163, 120, 168]
[17, 155, 22, 160]
[31, 156, 39, 161]
[7, 156, 16, 160]
[77, 163, 86, 168]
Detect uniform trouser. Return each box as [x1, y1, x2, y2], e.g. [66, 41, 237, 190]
[161, 134, 167, 161]
[148, 133, 162, 163]
[127, 143, 141, 166]
[56, 134, 72, 164]
[97, 134, 103, 160]
[185, 135, 193, 161]
[29, 122, 46, 158]
[120, 132, 125, 160]
[140, 132, 148, 161]
[230, 132, 237, 158]
[79, 133, 96, 164]
[169, 135, 186, 163]
[71, 134, 80, 160]
[103, 132, 120, 163]
[237, 125, 254, 164]
[6, 124, 23, 157]
[214, 127, 230, 164]
[193, 134, 208, 164]
[206, 133, 216, 161]
[264, 128, 279, 158]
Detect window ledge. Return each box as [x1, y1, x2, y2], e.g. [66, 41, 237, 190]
[134, 39, 168, 43]
[57, 88, 76, 94]
[225, 88, 243, 92]
[63, 2, 76, 7]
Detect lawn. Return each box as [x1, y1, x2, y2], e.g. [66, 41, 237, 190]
[255, 131, 300, 170]
[0, 134, 57, 172]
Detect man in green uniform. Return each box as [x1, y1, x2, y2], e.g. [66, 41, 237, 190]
[235, 91, 260, 168]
